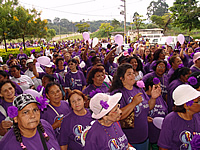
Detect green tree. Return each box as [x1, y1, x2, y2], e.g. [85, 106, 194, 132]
[150, 13, 172, 34]
[132, 12, 146, 40]
[47, 29, 56, 41]
[111, 19, 120, 29]
[147, 0, 169, 19]
[0, 0, 18, 52]
[99, 23, 114, 37]
[170, 0, 200, 34]
[75, 22, 90, 33]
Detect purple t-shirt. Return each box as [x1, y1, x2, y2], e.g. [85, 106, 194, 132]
[148, 95, 168, 143]
[111, 86, 150, 144]
[82, 82, 110, 96]
[40, 100, 71, 138]
[84, 121, 129, 150]
[65, 70, 86, 91]
[190, 65, 200, 73]
[167, 68, 175, 80]
[143, 62, 151, 75]
[158, 112, 200, 150]
[143, 72, 168, 100]
[167, 79, 184, 112]
[17, 53, 28, 60]
[104, 61, 118, 76]
[0, 119, 60, 150]
[58, 109, 93, 149]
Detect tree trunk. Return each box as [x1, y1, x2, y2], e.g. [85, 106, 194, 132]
[137, 28, 139, 40]
[22, 35, 26, 50]
[3, 32, 7, 52]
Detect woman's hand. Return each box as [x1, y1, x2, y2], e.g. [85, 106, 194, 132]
[131, 93, 143, 107]
[147, 116, 153, 123]
[1, 120, 13, 129]
[151, 85, 161, 99]
[52, 117, 63, 130]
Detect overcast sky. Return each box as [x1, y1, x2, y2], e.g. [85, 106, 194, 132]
[18, 0, 175, 22]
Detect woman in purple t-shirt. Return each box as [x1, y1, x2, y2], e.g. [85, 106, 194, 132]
[0, 93, 60, 150]
[158, 84, 200, 150]
[83, 66, 110, 99]
[84, 93, 130, 150]
[0, 80, 16, 136]
[41, 82, 71, 138]
[145, 76, 168, 150]
[109, 63, 161, 150]
[58, 90, 93, 150]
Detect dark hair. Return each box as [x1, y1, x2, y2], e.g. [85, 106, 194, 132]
[86, 66, 104, 85]
[0, 79, 16, 92]
[127, 55, 143, 72]
[173, 105, 186, 113]
[0, 70, 9, 79]
[109, 63, 133, 92]
[68, 58, 77, 64]
[68, 89, 88, 107]
[169, 67, 191, 83]
[169, 56, 179, 66]
[20, 58, 27, 65]
[186, 47, 193, 53]
[42, 74, 55, 83]
[45, 82, 62, 95]
[91, 56, 100, 64]
[55, 57, 64, 66]
[188, 72, 200, 89]
[144, 76, 155, 91]
[13, 121, 49, 150]
[10, 65, 20, 70]
[152, 60, 167, 72]
[118, 56, 128, 65]
[153, 49, 164, 61]
[107, 44, 111, 49]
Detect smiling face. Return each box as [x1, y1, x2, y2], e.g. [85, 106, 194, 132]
[129, 58, 138, 71]
[155, 62, 166, 77]
[10, 67, 20, 78]
[172, 57, 183, 69]
[14, 103, 40, 133]
[0, 83, 15, 102]
[121, 68, 135, 87]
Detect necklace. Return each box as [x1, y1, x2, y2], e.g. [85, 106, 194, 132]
[102, 123, 118, 140]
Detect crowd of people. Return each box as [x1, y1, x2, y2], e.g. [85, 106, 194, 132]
[0, 38, 200, 150]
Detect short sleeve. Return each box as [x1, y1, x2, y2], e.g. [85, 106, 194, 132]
[157, 117, 173, 149]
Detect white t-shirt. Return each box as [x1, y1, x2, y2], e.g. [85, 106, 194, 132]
[24, 69, 42, 89]
[10, 75, 34, 91]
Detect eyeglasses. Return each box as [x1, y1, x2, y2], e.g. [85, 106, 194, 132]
[68, 63, 74, 66]
[157, 66, 165, 69]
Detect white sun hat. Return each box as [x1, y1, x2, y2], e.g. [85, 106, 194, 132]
[90, 93, 122, 119]
[173, 84, 200, 106]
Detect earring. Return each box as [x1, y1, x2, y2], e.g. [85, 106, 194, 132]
[187, 109, 189, 112]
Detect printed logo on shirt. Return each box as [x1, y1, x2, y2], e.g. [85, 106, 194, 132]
[109, 66, 116, 75]
[70, 78, 75, 88]
[73, 124, 86, 146]
[148, 104, 166, 117]
[108, 134, 128, 150]
[179, 130, 192, 150]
